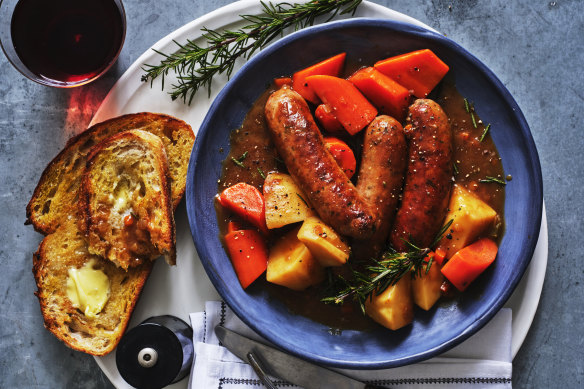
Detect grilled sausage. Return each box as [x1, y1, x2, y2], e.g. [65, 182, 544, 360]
[264, 87, 377, 239]
[389, 99, 453, 251]
[353, 115, 408, 259]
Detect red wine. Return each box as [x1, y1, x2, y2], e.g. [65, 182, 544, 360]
[11, 0, 125, 84]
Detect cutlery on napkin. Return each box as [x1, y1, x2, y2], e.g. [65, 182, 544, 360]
[189, 301, 512, 389]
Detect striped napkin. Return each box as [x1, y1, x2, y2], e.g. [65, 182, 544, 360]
[189, 301, 512, 389]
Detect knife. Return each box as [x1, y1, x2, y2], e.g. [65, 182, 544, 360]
[215, 326, 388, 389]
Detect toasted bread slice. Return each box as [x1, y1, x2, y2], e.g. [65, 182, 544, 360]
[26, 113, 194, 235]
[80, 130, 176, 269]
[33, 219, 152, 356]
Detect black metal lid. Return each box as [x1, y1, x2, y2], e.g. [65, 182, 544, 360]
[116, 316, 193, 389]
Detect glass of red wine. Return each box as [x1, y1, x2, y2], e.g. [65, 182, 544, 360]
[0, 0, 126, 87]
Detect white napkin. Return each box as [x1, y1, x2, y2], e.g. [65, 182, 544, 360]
[189, 301, 512, 389]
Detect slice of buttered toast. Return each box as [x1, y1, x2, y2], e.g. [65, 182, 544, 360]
[33, 219, 152, 356]
[80, 130, 176, 269]
[26, 113, 194, 235]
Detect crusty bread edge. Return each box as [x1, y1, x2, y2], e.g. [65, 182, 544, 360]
[80, 130, 177, 268]
[26, 112, 194, 235]
[32, 237, 153, 356]
[27, 113, 188, 355]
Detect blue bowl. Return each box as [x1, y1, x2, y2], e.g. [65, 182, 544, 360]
[186, 19, 542, 368]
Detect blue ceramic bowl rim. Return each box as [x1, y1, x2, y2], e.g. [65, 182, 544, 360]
[186, 18, 543, 368]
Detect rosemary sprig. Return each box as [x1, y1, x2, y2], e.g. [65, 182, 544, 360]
[231, 151, 249, 168]
[231, 157, 245, 168]
[141, 0, 363, 103]
[470, 111, 477, 128]
[322, 220, 453, 313]
[480, 176, 506, 185]
[463, 97, 479, 128]
[479, 123, 491, 142]
[322, 249, 431, 314]
[463, 98, 470, 113]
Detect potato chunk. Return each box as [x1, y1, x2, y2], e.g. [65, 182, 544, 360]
[436, 184, 498, 260]
[297, 216, 350, 267]
[263, 172, 315, 229]
[412, 262, 443, 311]
[266, 227, 325, 291]
[365, 276, 413, 330]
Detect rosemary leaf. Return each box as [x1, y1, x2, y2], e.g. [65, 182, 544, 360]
[463, 98, 470, 113]
[257, 167, 266, 179]
[471, 112, 477, 128]
[429, 219, 453, 249]
[296, 192, 309, 207]
[141, 0, 363, 103]
[480, 176, 506, 185]
[231, 157, 246, 168]
[479, 123, 491, 142]
[426, 256, 434, 274]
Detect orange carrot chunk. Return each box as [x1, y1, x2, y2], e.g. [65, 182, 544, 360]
[306, 75, 377, 135]
[441, 238, 498, 291]
[226, 221, 243, 234]
[315, 104, 343, 132]
[433, 248, 447, 266]
[374, 49, 449, 98]
[224, 229, 269, 289]
[324, 137, 357, 179]
[348, 67, 411, 121]
[219, 183, 268, 233]
[292, 53, 346, 104]
[274, 77, 292, 87]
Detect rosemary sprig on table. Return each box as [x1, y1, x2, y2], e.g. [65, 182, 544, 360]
[141, 0, 362, 104]
[322, 220, 453, 314]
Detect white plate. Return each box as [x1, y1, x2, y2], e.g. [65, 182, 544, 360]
[92, 1, 548, 387]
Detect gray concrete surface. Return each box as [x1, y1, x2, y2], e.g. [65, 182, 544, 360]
[1, 0, 581, 387]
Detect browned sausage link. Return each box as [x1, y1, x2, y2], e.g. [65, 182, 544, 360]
[389, 99, 453, 252]
[353, 115, 408, 259]
[264, 88, 377, 239]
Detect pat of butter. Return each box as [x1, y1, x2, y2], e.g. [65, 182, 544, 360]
[111, 178, 132, 212]
[114, 195, 128, 211]
[66, 259, 111, 318]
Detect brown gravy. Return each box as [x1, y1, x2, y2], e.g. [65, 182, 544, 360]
[215, 74, 505, 331]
